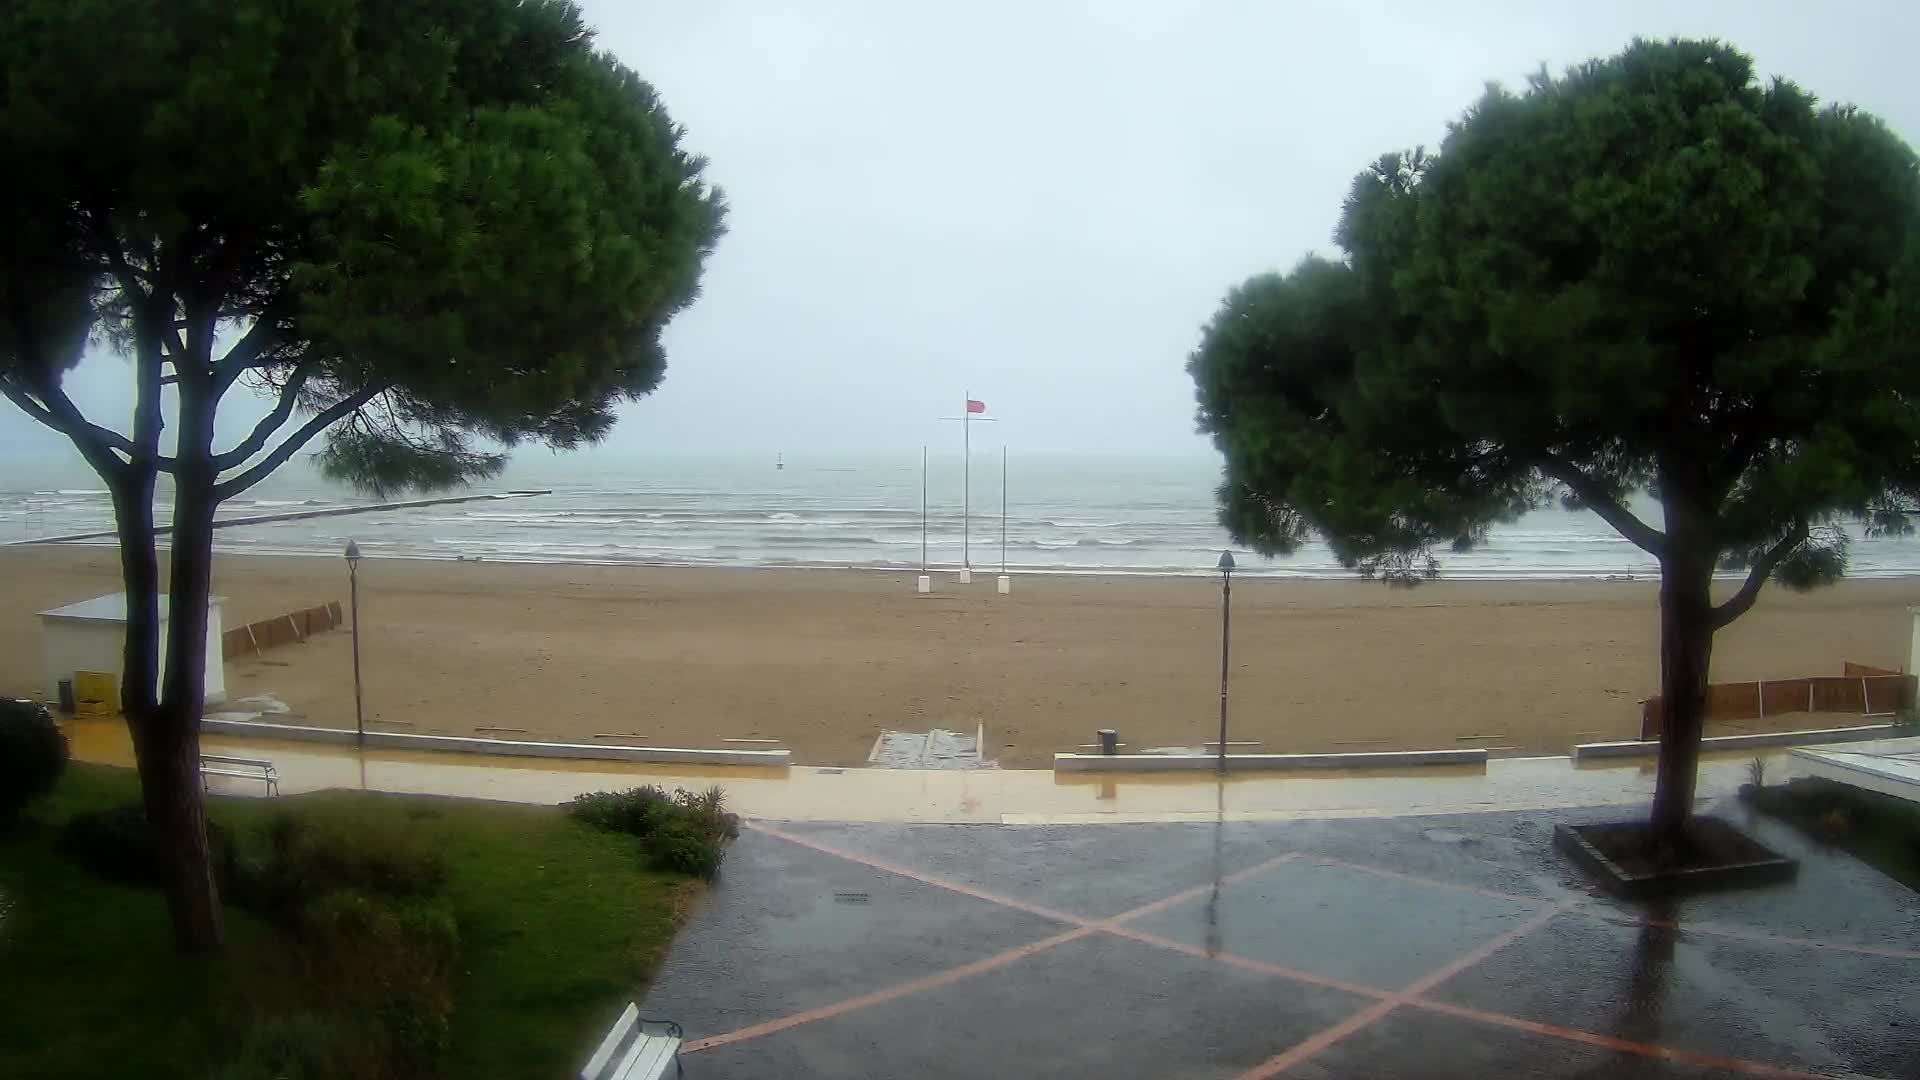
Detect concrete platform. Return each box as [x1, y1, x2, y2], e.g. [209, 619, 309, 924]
[641, 804, 1920, 1078]
[1792, 736, 1920, 804]
[194, 716, 791, 767]
[1573, 724, 1898, 760]
[62, 716, 1813, 823]
[1055, 747, 1488, 772]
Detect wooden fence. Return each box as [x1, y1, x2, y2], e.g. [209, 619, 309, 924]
[221, 601, 345, 660]
[1640, 661, 1915, 739]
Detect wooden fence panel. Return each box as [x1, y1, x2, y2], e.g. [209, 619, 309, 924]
[1809, 676, 1865, 713]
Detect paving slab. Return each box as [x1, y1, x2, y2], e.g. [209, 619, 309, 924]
[1292, 1006, 1743, 1080]
[640, 830, 1067, 1038]
[683, 933, 1373, 1080]
[642, 800, 1920, 1078]
[1125, 857, 1545, 990]
[1434, 910, 1920, 1077]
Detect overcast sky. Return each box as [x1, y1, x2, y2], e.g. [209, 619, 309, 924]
[8, 0, 1919, 471]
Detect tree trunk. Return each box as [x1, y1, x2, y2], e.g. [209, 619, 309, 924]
[149, 384, 225, 951]
[111, 477, 161, 723]
[1649, 524, 1717, 842]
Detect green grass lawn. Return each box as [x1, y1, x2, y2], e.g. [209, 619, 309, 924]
[0, 764, 699, 1079]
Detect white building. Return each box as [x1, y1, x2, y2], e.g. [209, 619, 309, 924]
[37, 593, 226, 708]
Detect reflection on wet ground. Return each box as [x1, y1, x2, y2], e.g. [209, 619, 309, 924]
[645, 801, 1920, 1078]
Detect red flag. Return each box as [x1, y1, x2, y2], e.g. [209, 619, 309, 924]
[966, 399, 986, 414]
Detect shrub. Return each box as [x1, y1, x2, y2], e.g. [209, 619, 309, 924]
[61, 803, 235, 886]
[208, 1012, 369, 1080]
[564, 786, 671, 835]
[675, 784, 741, 839]
[229, 813, 447, 927]
[568, 784, 735, 878]
[0, 698, 68, 829]
[649, 816, 724, 879]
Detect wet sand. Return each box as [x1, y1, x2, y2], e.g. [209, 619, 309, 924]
[3, 546, 1915, 767]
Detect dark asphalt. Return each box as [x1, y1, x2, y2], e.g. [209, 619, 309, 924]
[639, 798, 1920, 1078]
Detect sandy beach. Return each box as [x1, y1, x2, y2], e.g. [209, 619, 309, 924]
[3, 545, 1916, 767]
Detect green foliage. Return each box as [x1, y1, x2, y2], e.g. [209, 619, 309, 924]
[566, 784, 734, 878]
[206, 1013, 367, 1080]
[4, 765, 693, 1080]
[1191, 37, 1920, 589]
[566, 785, 672, 835]
[227, 811, 447, 927]
[0, 699, 67, 829]
[61, 804, 236, 888]
[0, 0, 726, 492]
[0, 0, 726, 952]
[648, 817, 724, 879]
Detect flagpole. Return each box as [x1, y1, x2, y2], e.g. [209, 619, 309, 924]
[962, 390, 970, 572]
[915, 445, 932, 595]
[1001, 445, 1007, 574]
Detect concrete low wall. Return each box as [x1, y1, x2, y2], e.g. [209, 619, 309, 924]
[1572, 724, 1899, 761]
[197, 717, 791, 767]
[1053, 748, 1489, 772]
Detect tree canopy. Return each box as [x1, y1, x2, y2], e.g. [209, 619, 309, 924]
[1193, 38, 1920, 592]
[1, 0, 725, 494]
[1190, 37, 1920, 836]
[0, 0, 725, 950]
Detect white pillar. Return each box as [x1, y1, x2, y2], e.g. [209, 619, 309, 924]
[958, 568, 972, 584]
[996, 575, 1011, 594]
[1908, 606, 1920, 675]
[916, 574, 932, 594]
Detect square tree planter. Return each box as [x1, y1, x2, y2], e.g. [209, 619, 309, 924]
[1554, 817, 1798, 900]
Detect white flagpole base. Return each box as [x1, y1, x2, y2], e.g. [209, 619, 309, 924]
[916, 574, 932, 594]
[996, 575, 1011, 594]
[958, 568, 972, 584]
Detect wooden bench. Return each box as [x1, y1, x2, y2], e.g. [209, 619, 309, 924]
[199, 754, 279, 796]
[580, 1002, 682, 1080]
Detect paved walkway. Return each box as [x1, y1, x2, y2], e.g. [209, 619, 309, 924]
[644, 802, 1920, 1078]
[66, 716, 1813, 823]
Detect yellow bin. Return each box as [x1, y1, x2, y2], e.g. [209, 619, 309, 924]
[74, 670, 117, 716]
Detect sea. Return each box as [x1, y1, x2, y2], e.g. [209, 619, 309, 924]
[8, 452, 1920, 580]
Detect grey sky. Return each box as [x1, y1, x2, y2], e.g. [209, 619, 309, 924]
[7, 0, 1919, 469]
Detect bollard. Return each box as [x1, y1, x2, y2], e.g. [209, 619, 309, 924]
[1098, 728, 1119, 755]
[959, 568, 973, 584]
[916, 574, 932, 594]
[996, 575, 1011, 594]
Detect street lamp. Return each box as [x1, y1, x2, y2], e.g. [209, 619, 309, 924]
[1216, 549, 1234, 774]
[344, 540, 364, 749]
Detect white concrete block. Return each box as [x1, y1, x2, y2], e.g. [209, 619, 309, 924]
[1571, 724, 1898, 761]
[996, 575, 1011, 594]
[195, 716, 792, 767]
[958, 568, 972, 584]
[1053, 748, 1488, 772]
[916, 574, 932, 594]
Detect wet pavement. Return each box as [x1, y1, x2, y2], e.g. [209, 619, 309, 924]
[65, 714, 1820, 824]
[643, 799, 1920, 1078]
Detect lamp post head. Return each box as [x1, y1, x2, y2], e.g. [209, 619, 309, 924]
[1217, 549, 1235, 576]
[344, 540, 362, 567]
